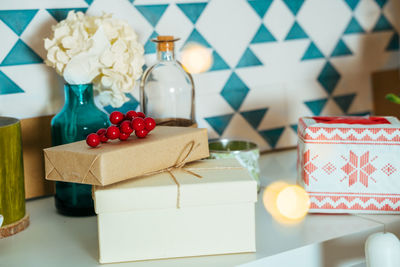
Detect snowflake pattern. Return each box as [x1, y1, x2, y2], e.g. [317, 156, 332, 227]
[322, 162, 336, 175]
[381, 164, 396, 176]
[341, 151, 377, 187]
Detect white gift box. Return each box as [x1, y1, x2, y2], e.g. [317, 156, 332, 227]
[93, 159, 257, 263]
[297, 116, 400, 214]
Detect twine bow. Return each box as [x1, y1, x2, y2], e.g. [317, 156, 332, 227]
[144, 140, 202, 209]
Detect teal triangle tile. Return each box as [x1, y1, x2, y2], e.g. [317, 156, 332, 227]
[183, 28, 211, 48]
[205, 113, 234, 136]
[317, 61, 340, 95]
[285, 21, 308, 40]
[220, 72, 250, 110]
[135, 5, 169, 27]
[209, 50, 230, 71]
[331, 39, 352, 57]
[240, 108, 268, 129]
[0, 10, 38, 36]
[304, 98, 328, 116]
[290, 124, 298, 133]
[1, 39, 42, 66]
[344, 17, 365, 34]
[84, 0, 94, 5]
[0, 70, 24, 95]
[236, 47, 263, 68]
[104, 94, 139, 114]
[47, 8, 87, 22]
[386, 32, 399, 51]
[251, 24, 276, 44]
[375, 0, 388, 8]
[333, 93, 356, 113]
[301, 41, 324, 61]
[344, 0, 360, 10]
[372, 14, 393, 32]
[282, 0, 305, 15]
[177, 2, 207, 24]
[144, 31, 158, 54]
[247, 0, 273, 18]
[259, 127, 285, 149]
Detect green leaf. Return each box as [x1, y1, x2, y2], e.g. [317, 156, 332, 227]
[386, 93, 400, 104]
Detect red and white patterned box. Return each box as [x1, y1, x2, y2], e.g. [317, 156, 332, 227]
[297, 116, 400, 214]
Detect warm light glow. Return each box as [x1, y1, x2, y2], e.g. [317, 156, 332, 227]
[263, 182, 310, 225]
[276, 185, 310, 220]
[181, 43, 213, 74]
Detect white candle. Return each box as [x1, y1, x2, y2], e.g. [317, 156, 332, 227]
[365, 232, 400, 267]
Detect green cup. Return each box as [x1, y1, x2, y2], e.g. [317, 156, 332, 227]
[208, 139, 260, 192]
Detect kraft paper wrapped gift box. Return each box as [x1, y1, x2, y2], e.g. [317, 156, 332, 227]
[44, 126, 209, 186]
[93, 158, 257, 263]
[297, 116, 400, 214]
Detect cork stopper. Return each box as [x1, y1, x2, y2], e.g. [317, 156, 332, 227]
[152, 35, 180, 52]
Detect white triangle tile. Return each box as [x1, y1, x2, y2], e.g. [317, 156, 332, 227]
[221, 113, 269, 151]
[20, 9, 57, 60]
[297, 0, 351, 56]
[354, 0, 380, 32]
[196, 93, 234, 118]
[0, 65, 64, 119]
[384, 0, 400, 33]
[155, 4, 193, 52]
[332, 72, 373, 114]
[196, 0, 259, 68]
[275, 127, 297, 149]
[285, 79, 328, 101]
[239, 82, 285, 111]
[87, 0, 153, 45]
[250, 87, 288, 130]
[320, 98, 343, 116]
[285, 79, 327, 123]
[192, 70, 231, 96]
[333, 33, 394, 75]
[0, 20, 18, 63]
[249, 40, 325, 84]
[0, 0, 87, 10]
[263, 0, 294, 42]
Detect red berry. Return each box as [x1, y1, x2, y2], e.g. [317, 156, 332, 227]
[120, 120, 133, 134]
[136, 112, 145, 118]
[106, 126, 120, 140]
[135, 129, 148, 138]
[119, 132, 130, 141]
[109, 111, 124, 125]
[86, 133, 100, 148]
[99, 135, 108, 143]
[96, 128, 106, 136]
[125, 110, 137, 120]
[131, 117, 145, 131]
[144, 117, 156, 131]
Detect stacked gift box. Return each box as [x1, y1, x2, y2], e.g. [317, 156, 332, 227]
[44, 126, 258, 263]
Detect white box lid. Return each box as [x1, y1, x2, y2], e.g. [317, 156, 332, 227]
[93, 159, 257, 214]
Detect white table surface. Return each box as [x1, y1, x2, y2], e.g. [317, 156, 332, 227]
[1, 149, 399, 267]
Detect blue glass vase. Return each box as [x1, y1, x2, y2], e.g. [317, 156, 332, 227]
[51, 84, 109, 216]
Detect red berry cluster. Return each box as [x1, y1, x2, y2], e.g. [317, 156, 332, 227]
[86, 111, 156, 148]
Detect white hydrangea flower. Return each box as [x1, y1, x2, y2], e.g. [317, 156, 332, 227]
[44, 11, 144, 108]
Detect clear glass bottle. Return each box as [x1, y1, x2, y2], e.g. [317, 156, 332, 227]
[140, 36, 196, 127]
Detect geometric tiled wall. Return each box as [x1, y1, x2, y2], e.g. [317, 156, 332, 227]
[0, 0, 399, 151]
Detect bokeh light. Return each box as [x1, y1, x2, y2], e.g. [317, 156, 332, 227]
[181, 43, 213, 74]
[263, 182, 310, 225]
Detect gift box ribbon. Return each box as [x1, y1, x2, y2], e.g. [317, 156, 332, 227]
[144, 141, 243, 209]
[312, 116, 390, 125]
